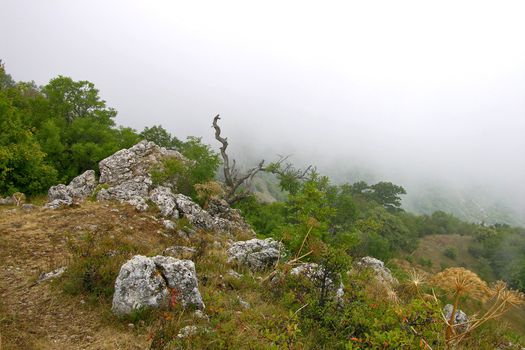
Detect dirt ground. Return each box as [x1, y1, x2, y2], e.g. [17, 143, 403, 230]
[0, 203, 160, 350]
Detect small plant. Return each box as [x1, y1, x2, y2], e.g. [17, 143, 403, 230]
[194, 181, 224, 208]
[418, 257, 433, 267]
[62, 233, 140, 303]
[11, 192, 25, 206]
[443, 247, 457, 260]
[432, 267, 525, 348]
[89, 183, 109, 201]
[151, 157, 186, 190]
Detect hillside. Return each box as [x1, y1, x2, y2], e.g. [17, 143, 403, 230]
[2, 198, 524, 349]
[0, 203, 153, 349]
[411, 234, 490, 277]
[402, 186, 525, 227]
[1, 65, 525, 349]
[247, 166, 525, 228]
[410, 234, 525, 334]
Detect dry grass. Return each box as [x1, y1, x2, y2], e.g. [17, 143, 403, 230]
[411, 234, 493, 276]
[0, 202, 177, 349]
[0, 200, 284, 349]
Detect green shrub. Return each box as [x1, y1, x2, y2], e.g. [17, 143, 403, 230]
[89, 183, 109, 201]
[417, 257, 433, 267]
[443, 247, 457, 260]
[62, 233, 140, 303]
[151, 137, 220, 202]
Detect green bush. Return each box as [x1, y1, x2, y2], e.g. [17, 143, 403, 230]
[417, 257, 433, 267]
[151, 137, 220, 202]
[62, 234, 140, 303]
[443, 247, 457, 260]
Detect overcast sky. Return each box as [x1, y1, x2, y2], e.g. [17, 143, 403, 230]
[1, 0, 524, 212]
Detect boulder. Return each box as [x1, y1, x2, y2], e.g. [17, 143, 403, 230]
[443, 304, 468, 332]
[163, 219, 176, 230]
[21, 204, 35, 211]
[237, 297, 250, 309]
[99, 140, 182, 186]
[291, 263, 345, 303]
[112, 255, 204, 315]
[96, 182, 149, 211]
[177, 325, 199, 339]
[112, 256, 168, 315]
[355, 256, 398, 285]
[45, 170, 97, 209]
[97, 140, 184, 211]
[0, 197, 14, 205]
[227, 238, 285, 271]
[207, 198, 256, 236]
[152, 256, 204, 309]
[67, 169, 97, 199]
[227, 269, 242, 279]
[46, 184, 72, 209]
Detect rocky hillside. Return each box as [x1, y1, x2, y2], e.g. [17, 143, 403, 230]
[1, 141, 524, 350]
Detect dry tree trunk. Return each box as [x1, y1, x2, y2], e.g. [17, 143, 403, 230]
[213, 114, 311, 205]
[212, 114, 269, 205]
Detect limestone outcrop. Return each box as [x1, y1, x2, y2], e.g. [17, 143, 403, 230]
[41, 140, 255, 236]
[97, 141, 184, 211]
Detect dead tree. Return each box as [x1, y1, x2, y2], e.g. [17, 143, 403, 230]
[212, 114, 311, 205]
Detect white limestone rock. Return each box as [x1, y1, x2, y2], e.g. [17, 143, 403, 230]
[112, 255, 168, 315]
[97, 140, 184, 211]
[355, 256, 398, 285]
[149, 186, 179, 218]
[112, 255, 204, 315]
[173, 194, 214, 230]
[443, 304, 468, 333]
[291, 263, 345, 304]
[227, 238, 285, 271]
[45, 170, 97, 209]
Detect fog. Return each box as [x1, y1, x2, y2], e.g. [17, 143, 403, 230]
[1, 1, 524, 222]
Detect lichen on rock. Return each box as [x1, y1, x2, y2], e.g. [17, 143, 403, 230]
[45, 170, 97, 209]
[112, 255, 204, 315]
[227, 238, 285, 271]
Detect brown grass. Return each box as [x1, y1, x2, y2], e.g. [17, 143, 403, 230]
[0, 202, 174, 349]
[411, 234, 492, 276]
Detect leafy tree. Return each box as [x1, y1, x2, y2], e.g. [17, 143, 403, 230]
[42, 76, 116, 125]
[140, 125, 181, 149]
[509, 259, 525, 291]
[327, 183, 358, 234]
[355, 206, 417, 256]
[284, 172, 335, 229]
[0, 60, 14, 89]
[178, 136, 221, 186]
[369, 181, 406, 211]
[350, 180, 370, 196]
[233, 195, 286, 235]
[0, 90, 57, 194]
[115, 127, 141, 149]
